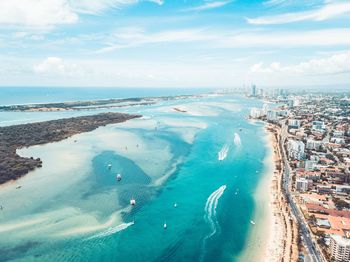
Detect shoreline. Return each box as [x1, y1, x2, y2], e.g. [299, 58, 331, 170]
[263, 123, 300, 262]
[0, 112, 141, 185]
[237, 126, 285, 262]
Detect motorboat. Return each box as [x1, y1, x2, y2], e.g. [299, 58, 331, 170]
[250, 220, 256, 225]
[116, 173, 122, 181]
[130, 198, 136, 206]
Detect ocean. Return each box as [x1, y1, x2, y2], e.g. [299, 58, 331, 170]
[0, 87, 270, 262]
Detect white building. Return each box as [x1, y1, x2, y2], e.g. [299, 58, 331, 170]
[333, 130, 345, 137]
[250, 108, 262, 119]
[267, 110, 278, 121]
[262, 103, 269, 115]
[288, 98, 300, 107]
[312, 121, 325, 131]
[331, 137, 346, 145]
[330, 234, 350, 262]
[288, 140, 305, 160]
[305, 160, 318, 171]
[288, 119, 301, 128]
[295, 177, 309, 192]
[310, 155, 320, 162]
[306, 139, 323, 151]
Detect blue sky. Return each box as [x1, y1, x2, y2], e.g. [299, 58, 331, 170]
[0, 0, 350, 88]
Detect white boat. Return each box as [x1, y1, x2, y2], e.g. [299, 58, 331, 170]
[130, 198, 136, 206]
[116, 173, 122, 181]
[108, 164, 112, 169]
[174, 203, 177, 208]
[163, 222, 167, 229]
[250, 220, 256, 225]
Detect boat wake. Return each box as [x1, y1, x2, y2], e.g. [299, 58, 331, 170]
[218, 144, 229, 161]
[200, 185, 226, 261]
[86, 222, 134, 240]
[233, 132, 241, 147]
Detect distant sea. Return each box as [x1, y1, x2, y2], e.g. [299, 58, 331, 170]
[0, 87, 271, 262]
[0, 87, 214, 105]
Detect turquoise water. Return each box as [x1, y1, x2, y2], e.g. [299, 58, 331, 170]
[0, 88, 269, 262]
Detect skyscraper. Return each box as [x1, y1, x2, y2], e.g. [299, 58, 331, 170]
[251, 84, 257, 97]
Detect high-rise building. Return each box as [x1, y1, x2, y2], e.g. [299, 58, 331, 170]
[312, 121, 325, 131]
[250, 107, 262, 118]
[295, 177, 309, 192]
[330, 234, 350, 262]
[267, 110, 278, 121]
[251, 84, 257, 97]
[288, 119, 301, 129]
[306, 139, 323, 150]
[287, 140, 305, 160]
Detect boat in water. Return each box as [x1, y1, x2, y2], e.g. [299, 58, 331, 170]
[250, 220, 256, 225]
[130, 198, 136, 206]
[116, 173, 122, 181]
[108, 164, 112, 169]
[163, 221, 167, 229]
[174, 203, 177, 208]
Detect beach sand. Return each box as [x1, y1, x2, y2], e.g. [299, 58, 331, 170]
[237, 128, 285, 262]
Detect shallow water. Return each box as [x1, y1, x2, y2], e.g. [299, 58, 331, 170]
[0, 91, 269, 262]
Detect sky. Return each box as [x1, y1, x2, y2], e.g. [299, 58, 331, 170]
[0, 0, 350, 88]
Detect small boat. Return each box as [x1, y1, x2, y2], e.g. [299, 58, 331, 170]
[164, 222, 167, 229]
[174, 203, 177, 208]
[16, 186, 22, 189]
[250, 220, 256, 225]
[108, 164, 112, 169]
[130, 198, 136, 206]
[116, 173, 122, 181]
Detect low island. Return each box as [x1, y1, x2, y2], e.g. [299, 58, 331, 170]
[0, 112, 141, 184]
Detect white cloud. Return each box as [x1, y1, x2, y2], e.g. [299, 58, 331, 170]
[96, 27, 350, 53]
[250, 51, 350, 75]
[96, 28, 215, 53]
[182, 1, 232, 12]
[33, 57, 84, 77]
[0, 0, 78, 27]
[70, 0, 163, 15]
[219, 28, 350, 48]
[247, 2, 350, 25]
[0, 0, 163, 27]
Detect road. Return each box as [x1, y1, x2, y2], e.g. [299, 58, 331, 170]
[279, 121, 323, 262]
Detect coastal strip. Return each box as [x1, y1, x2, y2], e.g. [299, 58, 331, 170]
[265, 123, 300, 261]
[0, 112, 141, 184]
[0, 94, 202, 112]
